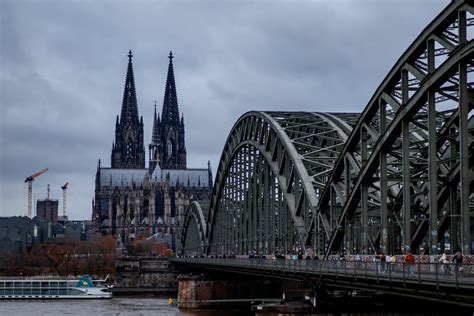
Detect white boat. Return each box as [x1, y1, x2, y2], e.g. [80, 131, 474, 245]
[0, 275, 112, 299]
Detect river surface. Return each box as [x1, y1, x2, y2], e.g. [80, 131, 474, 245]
[1, 297, 248, 316]
[1, 297, 460, 315]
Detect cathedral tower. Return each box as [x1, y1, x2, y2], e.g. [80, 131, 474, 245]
[149, 51, 186, 170]
[111, 50, 145, 169]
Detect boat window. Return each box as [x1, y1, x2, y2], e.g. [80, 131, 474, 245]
[5, 282, 12, 288]
[41, 289, 48, 295]
[32, 289, 40, 295]
[5, 289, 13, 295]
[14, 282, 22, 288]
[23, 289, 32, 295]
[14, 289, 22, 295]
[67, 289, 85, 295]
[50, 282, 58, 288]
[23, 282, 31, 287]
[41, 282, 48, 288]
[32, 282, 40, 287]
[0, 282, 4, 288]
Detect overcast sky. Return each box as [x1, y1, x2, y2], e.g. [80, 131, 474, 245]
[0, 0, 448, 220]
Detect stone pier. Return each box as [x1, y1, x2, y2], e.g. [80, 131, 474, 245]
[177, 274, 284, 310]
[114, 256, 178, 295]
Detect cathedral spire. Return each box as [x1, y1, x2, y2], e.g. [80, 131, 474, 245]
[152, 101, 160, 144]
[149, 101, 162, 172]
[153, 51, 186, 169]
[112, 50, 145, 169]
[161, 51, 179, 126]
[120, 50, 139, 124]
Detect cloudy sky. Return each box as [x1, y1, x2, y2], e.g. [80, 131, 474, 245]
[1, 0, 448, 220]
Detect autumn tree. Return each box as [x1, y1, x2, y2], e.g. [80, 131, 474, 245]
[0, 235, 117, 277]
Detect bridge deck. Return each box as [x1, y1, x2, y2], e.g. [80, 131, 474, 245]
[172, 258, 474, 306]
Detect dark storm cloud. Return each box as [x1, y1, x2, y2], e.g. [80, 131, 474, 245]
[0, 0, 447, 219]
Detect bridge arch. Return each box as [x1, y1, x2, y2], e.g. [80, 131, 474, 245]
[205, 111, 356, 255]
[181, 201, 208, 255]
[318, 0, 473, 257]
[181, 0, 473, 257]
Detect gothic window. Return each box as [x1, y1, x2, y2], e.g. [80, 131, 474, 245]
[126, 141, 133, 157]
[167, 140, 173, 157]
[111, 198, 118, 228]
[123, 195, 128, 220]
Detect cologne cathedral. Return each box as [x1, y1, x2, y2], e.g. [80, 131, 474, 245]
[92, 51, 212, 250]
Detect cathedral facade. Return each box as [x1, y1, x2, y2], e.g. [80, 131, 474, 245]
[92, 51, 212, 250]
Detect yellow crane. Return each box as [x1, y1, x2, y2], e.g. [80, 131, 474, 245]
[61, 182, 69, 221]
[24, 168, 48, 218]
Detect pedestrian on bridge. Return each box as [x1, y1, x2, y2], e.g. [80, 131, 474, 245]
[380, 253, 386, 273]
[439, 253, 448, 275]
[390, 254, 397, 272]
[385, 254, 391, 267]
[429, 254, 436, 273]
[404, 252, 415, 276]
[338, 253, 345, 270]
[355, 254, 362, 270]
[452, 251, 464, 276]
[374, 253, 382, 274]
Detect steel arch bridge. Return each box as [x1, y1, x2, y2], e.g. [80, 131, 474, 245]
[182, 0, 474, 258]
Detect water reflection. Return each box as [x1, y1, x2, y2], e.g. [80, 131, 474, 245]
[1, 297, 253, 316]
[3, 298, 174, 316]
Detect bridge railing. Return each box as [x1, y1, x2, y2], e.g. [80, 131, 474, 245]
[172, 257, 474, 289]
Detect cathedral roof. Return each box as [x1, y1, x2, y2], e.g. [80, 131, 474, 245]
[152, 168, 210, 188]
[99, 167, 209, 189]
[100, 168, 148, 188]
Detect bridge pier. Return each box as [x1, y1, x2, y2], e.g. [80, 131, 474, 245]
[177, 274, 288, 310]
[177, 275, 200, 309]
[177, 272, 323, 313]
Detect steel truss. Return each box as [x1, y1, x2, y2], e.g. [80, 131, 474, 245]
[320, 0, 474, 257]
[181, 0, 474, 257]
[205, 112, 359, 255]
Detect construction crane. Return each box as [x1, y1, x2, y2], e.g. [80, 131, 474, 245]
[24, 168, 48, 218]
[61, 182, 69, 221]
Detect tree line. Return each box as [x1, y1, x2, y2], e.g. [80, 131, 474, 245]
[0, 235, 116, 277]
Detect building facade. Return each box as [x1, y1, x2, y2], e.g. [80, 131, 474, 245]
[36, 199, 59, 223]
[92, 51, 212, 249]
[0, 217, 93, 254]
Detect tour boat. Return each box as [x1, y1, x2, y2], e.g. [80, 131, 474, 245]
[0, 275, 112, 299]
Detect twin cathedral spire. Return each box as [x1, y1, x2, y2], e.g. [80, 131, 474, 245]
[111, 50, 186, 170]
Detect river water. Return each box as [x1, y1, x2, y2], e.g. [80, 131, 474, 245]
[1, 297, 461, 315]
[1, 297, 248, 316]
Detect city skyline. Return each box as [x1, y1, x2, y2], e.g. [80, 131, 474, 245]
[1, 0, 447, 219]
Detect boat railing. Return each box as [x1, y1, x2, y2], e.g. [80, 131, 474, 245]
[0, 275, 102, 281]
